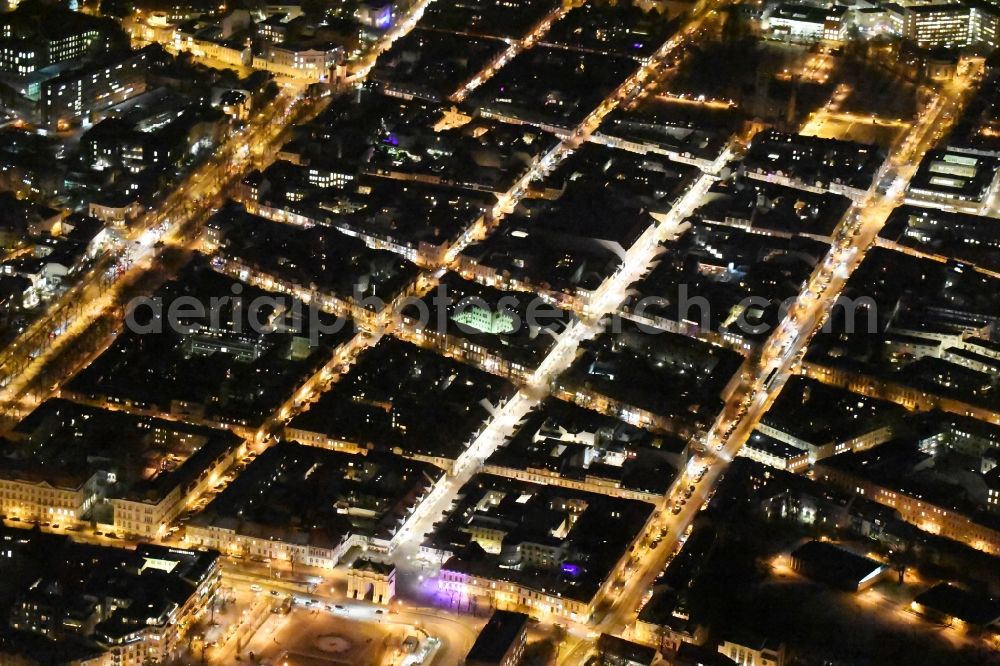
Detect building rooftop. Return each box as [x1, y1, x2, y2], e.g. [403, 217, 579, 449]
[347, 179, 493, 249]
[462, 144, 697, 296]
[291, 88, 559, 195]
[208, 202, 419, 303]
[697, 174, 851, 240]
[0, 525, 217, 659]
[7, 398, 240, 504]
[431, 473, 652, 604]
[286, 336, 517, 460]
[0, 3, 119, 45]
[596, 633, 657, 665]
[557, 322, 743, 434]
[370, 28, 505, 101]
[909, 149, 1000, 204]
[674, 643, 737, 666]
[471, 46, 636, 130]
[67, 258, 355, 426]
[789, 540, 887, 590]
[913, 583, 1000, 626]
[486, 398, 683, 495]
[878, 205, 1000, 274]
[806, 247, 1000, 411]
[601, 99, 739, 163]
[817, 439, 1000, 532]
[420, 0, 561, 40]
[758, 376, 906, 448]
[626, 221, 829, 339]
[465, 610, 530, 664]
[547, 2, 678, 58]
[191, 442, 442, 545]
[744, 129, 885, 191]
[743, 430, 809, 462]
[770, 2, 847, 24]
[398, 272, 573, 369]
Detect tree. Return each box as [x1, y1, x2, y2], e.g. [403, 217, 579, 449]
[99, 0, 132, 18]
[301, 0, 328, 23]
[721, 4, 750, 43]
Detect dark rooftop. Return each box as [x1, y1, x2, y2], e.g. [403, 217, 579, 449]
[433, 473, 652, 604]
[286, 336, 517, 460]
[789, 540, 887, 590]
[465, 610, 529, 664]
[191, 442, 442, 545]
[913, 583, 1000, 626]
